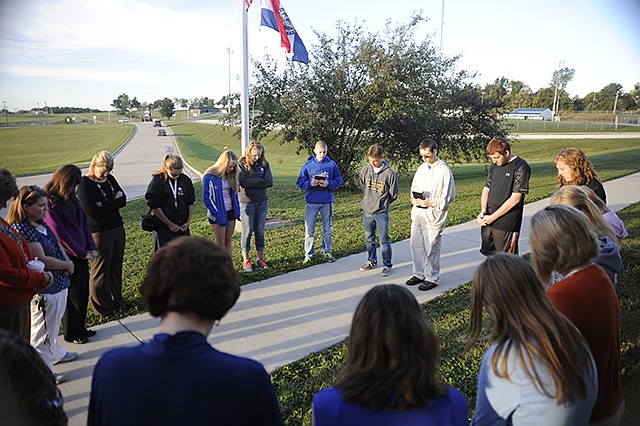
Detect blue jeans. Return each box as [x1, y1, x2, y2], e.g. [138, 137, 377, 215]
[240, 199, 268, 252]
[363, 212, 392, 267]
[304, 202, 333, 258]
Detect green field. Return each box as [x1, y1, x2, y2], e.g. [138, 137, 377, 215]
[0, 124, 133, 175]
[505, 118, 639, 133]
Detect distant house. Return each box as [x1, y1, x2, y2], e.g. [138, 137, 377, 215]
[189, 105, 222, 117]
[504, 108, 553, 121]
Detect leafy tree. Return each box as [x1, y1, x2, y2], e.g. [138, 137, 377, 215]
[550, 67, 575, 113]
[157, 98, 175, 120]
[244, 15, 504, 187]
[111, 93, 131, 115]
[502, 80, 533, 111]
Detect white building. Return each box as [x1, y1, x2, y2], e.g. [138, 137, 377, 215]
[504, 108, 553, 121]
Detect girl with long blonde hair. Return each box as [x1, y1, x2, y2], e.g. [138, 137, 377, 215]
[203, 150, 240, 257]
[238, 141, 273, 272]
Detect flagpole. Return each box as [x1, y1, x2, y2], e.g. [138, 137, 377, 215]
[240, 0, 250, 154]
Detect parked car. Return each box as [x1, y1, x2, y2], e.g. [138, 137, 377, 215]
[157, 129, 167, 136]
[118, 118, 130, 123]
[154, 119, 162, 127]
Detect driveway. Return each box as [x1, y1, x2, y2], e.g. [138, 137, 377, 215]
[13, 122, 200, 201]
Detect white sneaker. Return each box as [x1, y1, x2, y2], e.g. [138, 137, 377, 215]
[55, 351, 78, 364]
[54, 373, 65, 385]
[381, 266, 392, 277]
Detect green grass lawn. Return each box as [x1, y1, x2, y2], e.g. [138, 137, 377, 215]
[0, 124, 133, 175]
[270, 202, 640, 425]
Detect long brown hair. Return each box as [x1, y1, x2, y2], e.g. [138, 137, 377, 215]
[6, 185, 48, 224]
[336, 284, 448, 410]
[44, 164, 82, 203]
[553, 147, 599, 187]
[468, 253, 595, 405]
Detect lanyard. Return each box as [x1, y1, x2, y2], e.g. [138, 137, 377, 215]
[169, 178, 178, 209]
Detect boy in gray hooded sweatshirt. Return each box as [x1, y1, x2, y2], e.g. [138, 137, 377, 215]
[359, 145, 398, 276]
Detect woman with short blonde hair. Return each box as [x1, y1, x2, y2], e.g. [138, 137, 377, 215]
[79, 151, 128, 318]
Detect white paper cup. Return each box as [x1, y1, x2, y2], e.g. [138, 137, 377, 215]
[26, 259, 45, 273]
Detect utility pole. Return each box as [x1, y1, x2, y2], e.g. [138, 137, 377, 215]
[551, 60, 564, 119]
[439, 0, 445, 51]
[2, 101, 7, 126]
[227, 47, 233, 115]
[612, 91, 619, 114]
[37, 102, 41, 125]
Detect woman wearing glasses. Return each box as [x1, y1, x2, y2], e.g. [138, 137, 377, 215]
[144, 154, 195, 251]
[78, 151, 127, 319]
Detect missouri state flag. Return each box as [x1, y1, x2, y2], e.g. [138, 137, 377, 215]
[260, 0, 309, 64]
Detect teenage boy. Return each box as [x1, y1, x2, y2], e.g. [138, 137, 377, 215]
[296, 140, 343, 263]
[406, 139, 456, 291]
[358, 145, 398, 276]
[477, 137, 531, 256]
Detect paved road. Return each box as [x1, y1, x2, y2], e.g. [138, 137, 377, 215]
[512, 132, 640, 139]
[14, 122, 201, 201]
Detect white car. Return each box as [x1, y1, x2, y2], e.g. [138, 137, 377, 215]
[118, 118, 130, 123]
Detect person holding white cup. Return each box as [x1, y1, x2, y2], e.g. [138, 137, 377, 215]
[8, 185, 77, 384]
[0, 168, 53, 340]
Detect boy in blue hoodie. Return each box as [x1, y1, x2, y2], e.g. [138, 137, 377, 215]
[296, 140, 343, 263]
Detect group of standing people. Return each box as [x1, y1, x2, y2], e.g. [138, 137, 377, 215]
[0, 151, 128, 384]
[146, 141, 275, 273]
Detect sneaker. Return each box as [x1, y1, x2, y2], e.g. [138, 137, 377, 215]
[405, 276, 424, 286]
[256, 258, 269, 269]
[54, 373, 65, 385]
[381, 266, 392, 277]
[418, 281, 438, 291]
[324, 252, 336, 262]
[359, 260, 376, 271]
[303, 257, 313, 265]
[55, 351, 78, 365]
[242, 260, 253, 273]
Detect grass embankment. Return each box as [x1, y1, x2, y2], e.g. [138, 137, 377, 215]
[0, 124, 132, 175]
[270, 202, 640, 425]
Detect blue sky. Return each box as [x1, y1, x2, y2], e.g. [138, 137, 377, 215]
[1, 0, 638, 111]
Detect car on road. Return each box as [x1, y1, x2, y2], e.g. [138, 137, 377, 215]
[157, 129, 167, 136]
[154, 119, 162, 127]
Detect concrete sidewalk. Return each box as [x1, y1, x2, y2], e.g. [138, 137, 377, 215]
[53, 172, 640, 425]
